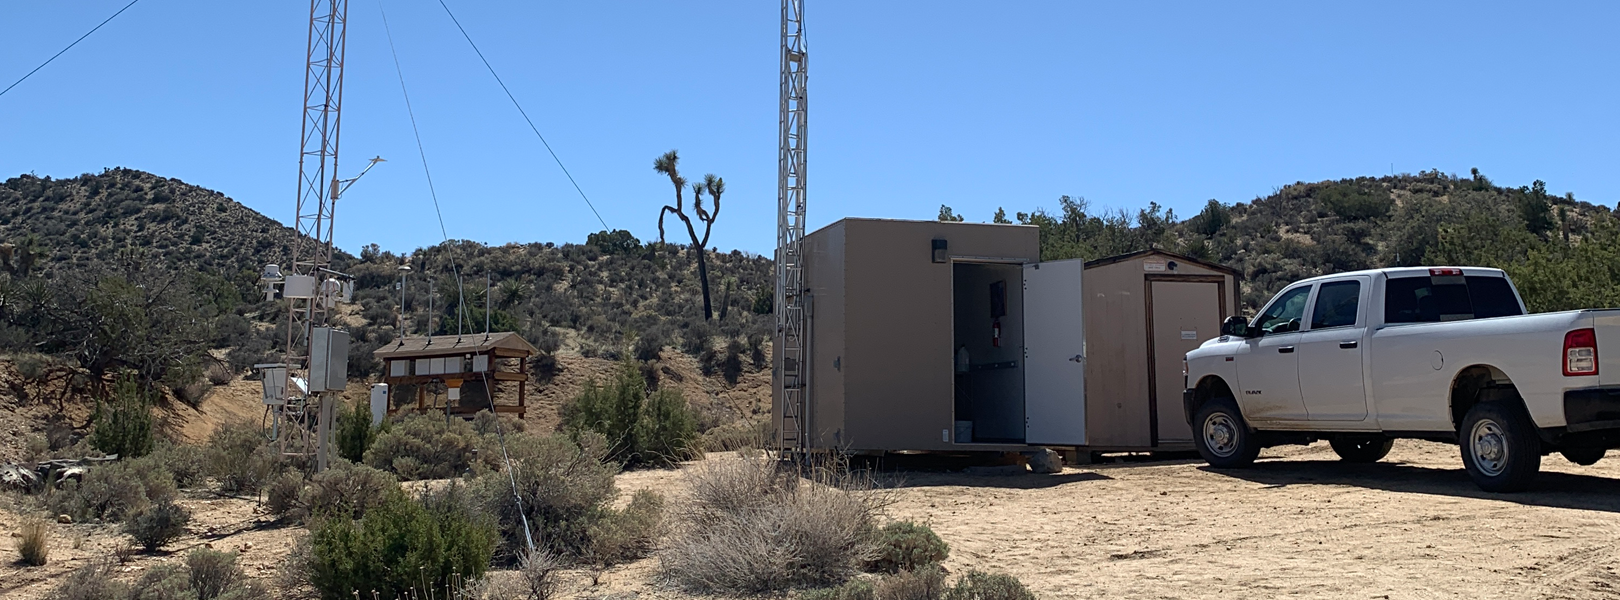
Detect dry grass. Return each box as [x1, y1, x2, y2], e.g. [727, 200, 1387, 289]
[15, 517, 49, 566]
[660, 456, 893, 593]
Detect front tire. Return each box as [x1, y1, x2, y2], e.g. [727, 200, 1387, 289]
[1194, 398, 1260, 468]
[1460, 402, 1541, 492]
[1330, 436, 1394, 463]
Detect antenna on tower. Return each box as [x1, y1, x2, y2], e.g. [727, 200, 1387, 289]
[775, 0, 810, 458]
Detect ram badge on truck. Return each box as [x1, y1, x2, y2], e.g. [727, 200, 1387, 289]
[1183, 266, 1620, 492]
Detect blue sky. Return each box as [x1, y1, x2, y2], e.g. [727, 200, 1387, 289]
[2, 2, 1617, 256]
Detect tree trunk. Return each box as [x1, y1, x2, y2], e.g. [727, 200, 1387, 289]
[695, 247, 713, 321]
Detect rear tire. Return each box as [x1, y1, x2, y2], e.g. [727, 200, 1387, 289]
[1459, 402, 1541, 492]
[1330, 436, 1394, 463]
[1194, 397, 1260, 468]
[1560, 447, 1605, 466]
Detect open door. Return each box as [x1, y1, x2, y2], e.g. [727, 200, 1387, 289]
[1023, 259, 1086, 445]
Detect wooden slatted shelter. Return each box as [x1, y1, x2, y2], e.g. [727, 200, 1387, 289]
[373, 331, 538, 418]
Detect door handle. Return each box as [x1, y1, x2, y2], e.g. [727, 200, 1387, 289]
[1278, 346, 1295, 354]
[1339, 340, 1359, 349]
[1069, 355, 1084, 363]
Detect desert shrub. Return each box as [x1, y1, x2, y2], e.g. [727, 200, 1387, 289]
[943, 571, 1036, 600]
[584, 489, 665, 567]
[471, 431, 618, 560]
[680, 321, 713, 357]
[49, 455, 178, 522]
[205, 362, 234, 386]
[747, 334, 768, 370]
[17, 517, 50, 566]
[50, 560, 128, 600]
[150, 441, 208, 489]
[516, 548, 562, 600]
[632, 326, 669, 362]
[90, 374, 155, 459]
[301, 460, 400, 521]
[880, 566, 949, 600]
[561, 361, 697, 468]
[308, 490, 495, 600]
[335, 398, 377, 464]
[364, 413, 478, 480]
[15, 352, 55, 381]
[264, 471, 306, 520]
[661, 457, 886, 592]
[124, 500, 192, 551]
[701, 418, 770, 453]
[1319, 184, 1392, 221]
[127, 563, 191, 600]
[186, 548, 245, 600]
[868, 522, 949, 574]
[205, 421, 280, 493]
[802, 578, 877, 600]
[472, 409, 527, 435]
[720, 338, 745, 384]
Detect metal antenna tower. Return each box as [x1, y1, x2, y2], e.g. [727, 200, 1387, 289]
[281, 0, 349, 471]
[776, 0, 809, 455]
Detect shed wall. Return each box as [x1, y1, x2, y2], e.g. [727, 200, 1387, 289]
[834, 219, 1039, 451]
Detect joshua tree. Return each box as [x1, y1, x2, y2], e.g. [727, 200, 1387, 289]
[654, 150, 724, 321]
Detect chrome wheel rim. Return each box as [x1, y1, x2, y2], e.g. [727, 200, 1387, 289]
[1470, 419, 1508, 477]
[1204, 413, 1240, 458]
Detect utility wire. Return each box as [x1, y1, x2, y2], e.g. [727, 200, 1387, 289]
[435, 0, 609, 231]
[378, 0, 536, 555]
[0, 0, 143, 99]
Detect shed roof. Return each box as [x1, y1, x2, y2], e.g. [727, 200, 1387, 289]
[1084, 248, 1242, 278]
[373, 331, 538, 359]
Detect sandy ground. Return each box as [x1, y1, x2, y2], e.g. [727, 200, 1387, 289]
[9, 441, 1620, 599]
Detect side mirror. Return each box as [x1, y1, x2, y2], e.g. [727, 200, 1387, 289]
[1221, 315, 1254, 338]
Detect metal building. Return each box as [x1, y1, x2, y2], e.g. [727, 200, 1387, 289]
[1082, 249, 1240, 450]
[772, 219, 1239, 455]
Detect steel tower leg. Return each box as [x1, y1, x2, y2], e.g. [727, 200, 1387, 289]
[776, 0, 809, 456]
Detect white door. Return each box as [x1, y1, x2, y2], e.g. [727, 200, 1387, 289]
[1297, 278, 1370, 421]
[1237, 285, 1311, 421]
[1023, 259, 1087, 445]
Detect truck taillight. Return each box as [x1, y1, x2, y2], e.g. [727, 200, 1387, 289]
[1429, 268, 1463, 276]
[1564, 328, 1598, 376]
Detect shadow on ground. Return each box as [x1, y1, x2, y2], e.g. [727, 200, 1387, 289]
[1209, 459, 1620, 513]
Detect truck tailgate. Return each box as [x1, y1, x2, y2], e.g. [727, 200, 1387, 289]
[1595, 311, 1620, 387]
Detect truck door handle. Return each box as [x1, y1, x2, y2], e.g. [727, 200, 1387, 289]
[1278, 346, 1295, 354]
[1339, 340, 1358, 349]
[1069, 355, 1084, 363]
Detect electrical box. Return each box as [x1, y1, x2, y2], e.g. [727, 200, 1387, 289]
[283, 274, 317, 299]
[257, 364, 288, 406]
[309, 327, 350, 393]
[472, 354, 490, 373]
[369, 384, 388, 425]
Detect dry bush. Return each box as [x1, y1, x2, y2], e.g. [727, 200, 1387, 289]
[867, 521, 949, 574]
[263, 471, 305, 520]
[186, 548, 244, 600]
[471, 431, 619, 560]
[49, 455, 178, 522]
[205, 362, 234, 386]
[942, 571, 1037, 600]
[584, 489, 665, 569]
[205, 421, 281, 493]
[517, 548, 562, 600]
[123, 500, 191, 551]
[802, 578, 876, 600]
[150, 441, 208, 489]
[16, 517, 50, 566]
[660, 457, 890, 592]
[273, 534, 317, 600]
[50, 559, 128, 600]
[877, 566, 948, 600]
[699, 418, 770, 453]
[128, 563, 191, 600]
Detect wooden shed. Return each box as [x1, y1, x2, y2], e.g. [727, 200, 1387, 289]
[373, 332, 538, 418]
[1082, 249, 1240, 450]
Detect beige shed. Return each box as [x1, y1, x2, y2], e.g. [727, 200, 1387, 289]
[1081, 249, 1240, 450]
[775, 218, 1091, 453]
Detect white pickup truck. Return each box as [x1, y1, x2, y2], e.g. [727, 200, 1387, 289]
[1183, 266, 1620, 492]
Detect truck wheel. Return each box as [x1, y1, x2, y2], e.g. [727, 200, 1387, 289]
[1329, 436, 1393, 463]
[1460, 402, 1541, 492]
[1560, 447, 1605, 466]
[1194, 398, 1260, 468]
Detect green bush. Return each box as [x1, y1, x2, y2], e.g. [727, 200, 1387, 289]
[124, 500, 191, 551]
[150, 441, 208, 489]
[561, 361, 697, 468]
[90, 374, 155, 459]
[186, 548, 245, 600]
[308, 490, 495, 600]
[335, 399, 378, 464]
[802, 578, 876, 600]
[868, 522, 949, 574]
[363, 413, 479, 480]
[943, 571, 1037, 600]
[127, 563, 192, 600]
[302, 460, 399, 521]
[881, 566, 948, 600]
[205, 421, 281, 493]
[471, 431, 620, 560]
[264, 471, 306, 521]
[49, 455, 178, 522]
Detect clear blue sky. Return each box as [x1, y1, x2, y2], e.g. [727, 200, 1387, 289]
[3, 2, 1616, 256]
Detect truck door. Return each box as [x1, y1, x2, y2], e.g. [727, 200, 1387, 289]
[1237, 285, 1311, 421]
[1297, 278, 1370, 421]
[1022, 260, 1086, 445]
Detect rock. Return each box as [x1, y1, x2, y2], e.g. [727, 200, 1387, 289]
[1027, 448, 1063, 474]
[57, 514, 73, 524]
[0, 462, 40, 492]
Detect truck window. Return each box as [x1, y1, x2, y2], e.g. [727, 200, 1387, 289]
[1384, 274, 1522, 324]
[1466, 276, 1524, 318]
[1255, 286, 1311, 334]
[1310, 281, 1360, 329]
